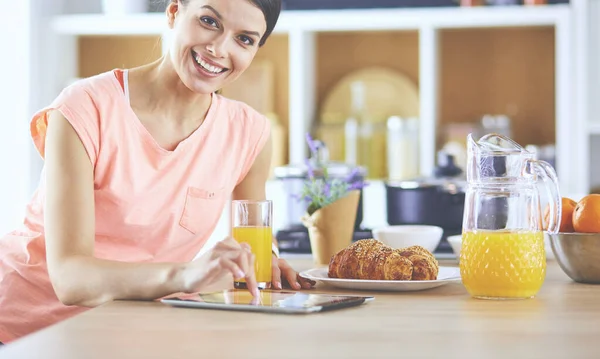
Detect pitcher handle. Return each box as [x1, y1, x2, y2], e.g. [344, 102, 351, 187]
[529, 159, 562, 234]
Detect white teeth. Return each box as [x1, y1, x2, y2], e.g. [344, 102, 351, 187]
[194, 54, 224, 74]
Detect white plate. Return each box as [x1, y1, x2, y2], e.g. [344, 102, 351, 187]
[299, 266, 462, 292]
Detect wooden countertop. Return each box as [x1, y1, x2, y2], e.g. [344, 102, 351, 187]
[1, 259, 599, 359]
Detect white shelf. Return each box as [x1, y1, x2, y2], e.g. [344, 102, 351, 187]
[51, 5, 570, 36]
[590, 123, 600, 135]
[281, 5, 569, 31]
[52, 13, 166, 36]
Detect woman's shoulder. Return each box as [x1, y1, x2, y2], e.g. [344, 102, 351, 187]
[214, 94, 267, 122]
[61, 70, 122, 100]
[213, 94, 271, 139]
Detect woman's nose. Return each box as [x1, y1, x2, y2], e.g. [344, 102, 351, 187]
[205, 34, 227, 58]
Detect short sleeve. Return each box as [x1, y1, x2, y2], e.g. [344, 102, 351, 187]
[236, 108, 271, 186]
[30, 83, 100, 166]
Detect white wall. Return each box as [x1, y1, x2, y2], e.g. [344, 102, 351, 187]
[0, 0, 34, 234]
[591, 136, 600, 191]
[592, 0, 600, 127]
[589, 0, 600, 192]
[0, 0, 77, 235]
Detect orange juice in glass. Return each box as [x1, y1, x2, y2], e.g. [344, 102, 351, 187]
[460, 230, 546, 299]
[231, 200, 273, 289]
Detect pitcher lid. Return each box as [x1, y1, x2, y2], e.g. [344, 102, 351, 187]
[467, 133, 537, 183]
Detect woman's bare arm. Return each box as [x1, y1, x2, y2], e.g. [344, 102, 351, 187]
[44, 110, 257, 307]
[43, 110, 189, 307]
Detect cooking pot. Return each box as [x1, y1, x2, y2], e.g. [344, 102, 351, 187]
[274, 142, 367, 231]
[385, 152, 466, 249]
[385, 178, 466, 229]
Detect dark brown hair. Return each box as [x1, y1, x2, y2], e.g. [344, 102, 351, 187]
[169, 0, 281, 46]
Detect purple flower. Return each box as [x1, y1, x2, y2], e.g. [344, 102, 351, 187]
[304, 158, 314, 179]
[323, 182, 331, 197]
[306, 133, 318, 156]
[348, 181, 366, 191]
[345, 167, 360, 182]
[299, 132, 369, 215]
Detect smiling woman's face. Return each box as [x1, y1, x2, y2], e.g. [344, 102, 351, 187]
[167, 0, 267, 94]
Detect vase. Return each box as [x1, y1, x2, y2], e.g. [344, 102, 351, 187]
[301, 190, 361, 266]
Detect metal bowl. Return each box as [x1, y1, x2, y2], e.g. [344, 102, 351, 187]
[548, 232, 600, 284]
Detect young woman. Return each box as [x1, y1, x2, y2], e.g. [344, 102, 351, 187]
[0, 0, 314, 344]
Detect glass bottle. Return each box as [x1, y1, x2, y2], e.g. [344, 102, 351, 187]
[344, 81, 373, 177]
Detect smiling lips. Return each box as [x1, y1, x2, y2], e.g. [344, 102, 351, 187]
[191, 50, 228, 77]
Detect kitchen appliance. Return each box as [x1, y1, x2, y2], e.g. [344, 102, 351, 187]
[273, 142, 371, 254]
[385, 151, 466, 254]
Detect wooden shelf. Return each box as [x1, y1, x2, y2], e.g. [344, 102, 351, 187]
[439, 27, 556, 148]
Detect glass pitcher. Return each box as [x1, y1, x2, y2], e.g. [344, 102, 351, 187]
[460, 133, 561, 300]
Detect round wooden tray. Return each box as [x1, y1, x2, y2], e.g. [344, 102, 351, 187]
[319, 66, 420, 125]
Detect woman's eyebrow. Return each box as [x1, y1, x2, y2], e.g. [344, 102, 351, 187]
[201, 5, 223, 20]
[242, 30, 261, 38]
[201, 5, 263, 38]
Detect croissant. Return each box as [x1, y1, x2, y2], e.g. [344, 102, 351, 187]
[397, 245, 439, 281]
[328, 239, 439, 281]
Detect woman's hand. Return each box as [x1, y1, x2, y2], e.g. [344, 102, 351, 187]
[183, 237, 260, 297]
[271, 256, 316, 290]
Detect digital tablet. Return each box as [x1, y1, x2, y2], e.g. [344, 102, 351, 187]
[160, 290, 374, 314]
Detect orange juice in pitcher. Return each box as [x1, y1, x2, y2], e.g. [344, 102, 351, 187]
[460, 230, 546, 299]
[460, 133, 560, 300]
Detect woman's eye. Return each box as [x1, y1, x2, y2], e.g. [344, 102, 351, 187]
[238, 35, 255, 46]
[200, 16, 218, 28]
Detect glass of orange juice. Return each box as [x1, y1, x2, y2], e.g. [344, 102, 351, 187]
[231, 200, 273, 290]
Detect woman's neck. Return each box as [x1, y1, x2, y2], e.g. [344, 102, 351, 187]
[128, 56, 212, 127]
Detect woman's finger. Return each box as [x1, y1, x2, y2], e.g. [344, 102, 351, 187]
[214, 237, 242, 254]
[279, 260, 301, 290]
[271, 255, 282, 290]
[216, 257, 246, 281]
[229, 244, 252, 279]
[297, 273, 316, 289]
[243, 252, 260, 297]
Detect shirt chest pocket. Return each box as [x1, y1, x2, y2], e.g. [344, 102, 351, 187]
[179, 186, 226, 234]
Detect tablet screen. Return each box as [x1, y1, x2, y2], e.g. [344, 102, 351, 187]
[163, 290, 372, 313]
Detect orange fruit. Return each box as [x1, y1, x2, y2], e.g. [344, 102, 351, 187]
[573, 194, 600, 233]
[544, 197, 577, 232]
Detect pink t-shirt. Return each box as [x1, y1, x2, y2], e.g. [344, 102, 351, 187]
[0, 70, 270, 343]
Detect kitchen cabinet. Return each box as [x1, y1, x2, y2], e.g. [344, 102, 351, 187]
[33, 1, 593, 240]
[439, 27, 556, 148]
[49, 3, 590, 198]
[75, 28, 556, 154]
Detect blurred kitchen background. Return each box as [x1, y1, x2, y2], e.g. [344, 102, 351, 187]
[0, 0, 599, 256]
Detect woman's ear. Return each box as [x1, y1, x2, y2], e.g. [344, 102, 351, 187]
[166, 1, 179, 29]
